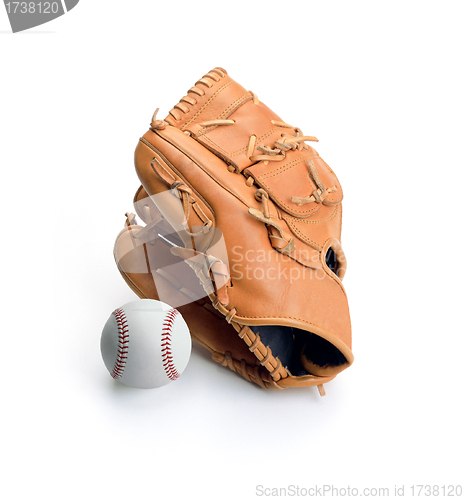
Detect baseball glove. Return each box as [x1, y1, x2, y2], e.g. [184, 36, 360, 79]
[114, 67, 353, 393]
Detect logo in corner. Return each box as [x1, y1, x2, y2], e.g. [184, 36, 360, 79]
[3, 0, 79, 33]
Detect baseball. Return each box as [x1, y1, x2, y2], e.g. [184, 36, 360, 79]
[100, 299, 191, 388]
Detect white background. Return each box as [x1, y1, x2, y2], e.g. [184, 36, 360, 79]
[1, 1, 463, 499]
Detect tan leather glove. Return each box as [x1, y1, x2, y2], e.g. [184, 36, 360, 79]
[114, 68, 353, 393]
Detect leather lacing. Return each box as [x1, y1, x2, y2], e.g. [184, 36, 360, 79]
[214, 351, 283, 389]
[150, 157, 213, 237]
[168, 68, 227, 122]
[199, 110, 338, 208]
[291, 160, 338, 207]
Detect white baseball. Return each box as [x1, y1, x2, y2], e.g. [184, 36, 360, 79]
[100, 299, 191, 388]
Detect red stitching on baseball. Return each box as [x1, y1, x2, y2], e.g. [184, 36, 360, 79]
[111, 308, 129, 379]
[161, 309, 180, 380]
